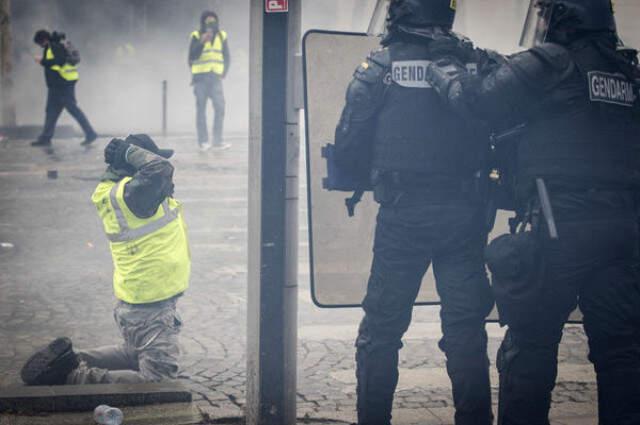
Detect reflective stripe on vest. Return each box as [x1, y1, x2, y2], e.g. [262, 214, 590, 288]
[106, 182, 179, 242]
[92, 177, 191, 304]
[191, 30, 226, 75]
[46, 46, 79, 81]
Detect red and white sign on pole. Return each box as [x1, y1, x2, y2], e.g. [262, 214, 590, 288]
[265, 0, 288, 13]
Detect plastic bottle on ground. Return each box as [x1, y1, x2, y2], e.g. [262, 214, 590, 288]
[93, 404, 124, 425]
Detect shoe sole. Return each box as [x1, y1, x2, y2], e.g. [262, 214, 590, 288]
[211, 145, 231, 151]
[21, 337, 72, 385]
[80, 138, 97, 146]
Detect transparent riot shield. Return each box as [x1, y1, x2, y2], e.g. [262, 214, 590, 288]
[303, 30, 445, 308]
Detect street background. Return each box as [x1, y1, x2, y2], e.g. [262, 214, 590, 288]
[0, 135, 597, 424]
[2, 0, 640, 423]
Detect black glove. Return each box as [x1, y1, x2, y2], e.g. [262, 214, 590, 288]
[104, 138, 131, 169]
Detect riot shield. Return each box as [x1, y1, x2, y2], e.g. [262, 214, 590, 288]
[302, 30, 579, 322]
[303, 30, 444, 308]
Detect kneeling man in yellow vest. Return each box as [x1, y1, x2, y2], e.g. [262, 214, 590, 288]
[20, 134, 191, 385]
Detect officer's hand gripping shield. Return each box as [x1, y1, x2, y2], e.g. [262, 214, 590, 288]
[303, 30, 444, 308]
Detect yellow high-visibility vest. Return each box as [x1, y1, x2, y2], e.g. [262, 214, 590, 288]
[45, 46, 79, 81]
[190, 30, 227, 76]
[92, 177, 191, 304]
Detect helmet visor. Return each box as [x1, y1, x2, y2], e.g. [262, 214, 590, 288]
[519, 0, 555, 48]
[367, 0, 391, 36]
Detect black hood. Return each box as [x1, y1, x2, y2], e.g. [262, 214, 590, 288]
[200, 10, 219, 33]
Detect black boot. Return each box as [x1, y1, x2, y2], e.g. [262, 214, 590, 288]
[80, 133, 98, 146]
[21, 337, 79, 385]
[31, 139, 52, 147]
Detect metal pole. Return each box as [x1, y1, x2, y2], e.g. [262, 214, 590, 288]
[247, 0, 300, 424]
[162, 80, 167, 137]
[0, 0, 16, 127]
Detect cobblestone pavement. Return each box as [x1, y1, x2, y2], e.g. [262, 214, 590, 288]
[0, 135, 597, 424]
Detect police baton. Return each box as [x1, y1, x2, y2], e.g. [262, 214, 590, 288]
[535, 178, 559, 240]
[490, 123, 526, 146]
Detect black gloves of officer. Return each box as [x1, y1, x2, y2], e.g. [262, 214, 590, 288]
[104, 138, 131, 170]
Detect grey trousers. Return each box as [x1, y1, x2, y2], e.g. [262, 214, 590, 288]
[193, 74, 225, 146]
[66, 298, 182, 384]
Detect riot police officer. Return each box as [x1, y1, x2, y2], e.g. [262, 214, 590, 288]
[426, 1, 640, 424]
[334, 1, 499, 424]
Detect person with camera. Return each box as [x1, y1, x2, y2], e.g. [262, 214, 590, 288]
[32, 30, 97, 148]
[188, 10, 230, 151]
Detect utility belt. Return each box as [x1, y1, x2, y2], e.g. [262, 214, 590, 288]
[516, 180, 638, 224]
[371, 170, 479, 207]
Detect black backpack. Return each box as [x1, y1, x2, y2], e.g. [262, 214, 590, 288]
[52, 31, 80, 65]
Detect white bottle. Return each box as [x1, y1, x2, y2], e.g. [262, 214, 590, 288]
[93, 404, 124, 425]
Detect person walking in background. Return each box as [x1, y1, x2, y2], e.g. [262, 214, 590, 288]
[189, 10, 230, 152]
[31, 30, 97, 148]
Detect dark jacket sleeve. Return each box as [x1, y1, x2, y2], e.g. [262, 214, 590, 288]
[122, 146, 175, 219]
[334, 48, 388, 179]
[222, 37, 231, 77]
[40, 43, 67, 68]
[189, 33, 204, 64]
[428, 43, 573, 127]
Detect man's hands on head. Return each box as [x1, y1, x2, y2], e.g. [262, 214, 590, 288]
[104, 138, 132, 170]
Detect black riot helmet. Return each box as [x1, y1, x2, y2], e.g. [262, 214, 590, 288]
[385, 0, 457, 39]
[520, 0, 617, 47]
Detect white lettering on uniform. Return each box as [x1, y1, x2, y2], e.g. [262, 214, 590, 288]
[391, 60, 433, 88]
[588, 71, 635, 107]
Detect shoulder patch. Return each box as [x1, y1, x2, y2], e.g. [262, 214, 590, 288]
[588, 71, 637, 107]
[391, 60, 433, 88]
[354, 49, 389, 84]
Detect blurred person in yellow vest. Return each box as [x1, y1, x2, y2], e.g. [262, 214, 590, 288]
[31, 30, 97, 148]
[20, 134, 191, 386]
[189, 10, 231, 152]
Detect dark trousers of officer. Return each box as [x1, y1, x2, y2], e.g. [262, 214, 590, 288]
[38, 84, 96, 144]
[356, 193, 494, 425]
[497, 190, 640, 425]
[193, 73, 225, 146]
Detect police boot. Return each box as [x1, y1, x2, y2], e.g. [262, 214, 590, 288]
[21, 337, 79, 385]
[30, 139, 52, 147]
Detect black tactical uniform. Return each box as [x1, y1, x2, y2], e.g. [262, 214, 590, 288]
[427, 1, 640, 424]
[334, 1, 499, 424]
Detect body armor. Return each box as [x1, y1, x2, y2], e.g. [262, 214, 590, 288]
[513, 39, 640, 190]
[371, 39, 485, 181]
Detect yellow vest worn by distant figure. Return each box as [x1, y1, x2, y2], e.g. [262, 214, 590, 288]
[92, 177, 191, 304]
[190, 30, 227, 76]
[45, 45, 79, 82]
